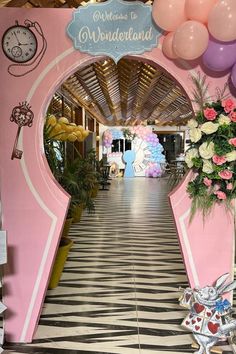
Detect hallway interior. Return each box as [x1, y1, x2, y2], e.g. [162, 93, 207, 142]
[5, 178, 234, 354]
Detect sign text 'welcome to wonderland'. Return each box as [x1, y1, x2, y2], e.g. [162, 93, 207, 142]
[67, 0, 162, 62]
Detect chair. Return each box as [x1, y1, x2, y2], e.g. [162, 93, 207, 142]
[99, 165, 110, 190]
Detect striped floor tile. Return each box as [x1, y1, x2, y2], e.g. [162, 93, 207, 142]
[4, 178, 235, 354]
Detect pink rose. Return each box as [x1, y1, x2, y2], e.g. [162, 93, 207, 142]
[203, 107, 217, 120]
[203, 177, 212, 187]
[227, 183, 233, 190]
[213, 184, 221, 192]
[218, 170, 233, 180]
[222, 98, 235, 113]
[212, 155, 226, 165]
[229, 138, 236, 146]
[216, 191, 227, 200]
[230, 111, 236, 122]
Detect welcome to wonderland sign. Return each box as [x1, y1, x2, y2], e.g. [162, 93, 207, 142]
[67, 0, 162, 62]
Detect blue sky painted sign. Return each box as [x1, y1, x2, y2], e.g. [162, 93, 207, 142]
[67, 0, 162, 62]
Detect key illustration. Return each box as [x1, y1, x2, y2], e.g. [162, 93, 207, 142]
[10, 102, 34, 160]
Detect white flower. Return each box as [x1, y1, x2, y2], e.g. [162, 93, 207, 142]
[218, 114, 231, 126]
[202, 159, 214, 174]
[199, 141, 215, 159]
[201, 122, 219, 135]
[187, 119, 198, 129]
[185, 148, 199, 168]
[190, 128, 202, 143]
[225, 150, 236, 162]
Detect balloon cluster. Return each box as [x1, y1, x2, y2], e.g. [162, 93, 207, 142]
[131, 125, 159, 146]
[45, 115, 90, 142]
[103, 129, 113, 148]
[147, 141, 166, 176]
[149, 143, 165, 163]
[152, 0, 236, 88]
[131, 126, 166, 177]
[110, 128, 124, 140]
[145, 163, 162, 178]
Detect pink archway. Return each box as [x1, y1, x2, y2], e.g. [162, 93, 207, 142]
[0, 7, 231, 343]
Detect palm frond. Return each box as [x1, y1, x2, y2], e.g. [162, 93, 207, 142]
[190, 72, 211, 110]
[215, 83, 230, 102]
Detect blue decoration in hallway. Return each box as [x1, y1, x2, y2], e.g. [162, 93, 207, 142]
[123, 150, 136, 178]
[110, 128, 124, 140]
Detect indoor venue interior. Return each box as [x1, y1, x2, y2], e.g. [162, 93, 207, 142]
[0, 0, 236, 354]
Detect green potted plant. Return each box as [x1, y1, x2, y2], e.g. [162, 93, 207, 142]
[86, 149, 101, 198]
[48, 237, 73, 289]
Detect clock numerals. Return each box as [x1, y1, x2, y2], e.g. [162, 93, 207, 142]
[134, 163, 148, 173]
[134, 165, 141, 173]
[142, 159, 149, 167]
[2, 24, 37, 63]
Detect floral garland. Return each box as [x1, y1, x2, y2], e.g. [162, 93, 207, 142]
[185, 98, 236, 217]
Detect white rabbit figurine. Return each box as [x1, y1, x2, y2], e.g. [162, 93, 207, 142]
[180, 273, 236, 354]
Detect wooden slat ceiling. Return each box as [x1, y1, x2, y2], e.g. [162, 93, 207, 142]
[62, 57, 193, 126]
[0, 0, 193, 126]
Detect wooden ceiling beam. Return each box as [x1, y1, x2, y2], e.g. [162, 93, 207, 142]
[5, 0, 28, 6]
[66, 0, 80, 7]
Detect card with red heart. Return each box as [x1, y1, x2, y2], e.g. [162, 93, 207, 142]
[203, 321, 220, 336]
[180, 289, 193, 308]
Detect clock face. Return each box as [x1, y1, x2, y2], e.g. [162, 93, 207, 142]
[132, 138, 151, 174]
[2, 25, 37, 63]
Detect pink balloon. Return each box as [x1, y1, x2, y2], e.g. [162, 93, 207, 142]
[185, 0, 217, 24]
[152, 0, 187, 32]
[208, 0, 236, 42]
[162, 32, 178, 59]
[173, 21, 209, 60]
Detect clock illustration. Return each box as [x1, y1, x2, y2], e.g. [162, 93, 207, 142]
[132, 138, 151, 175]
[2, 21, 38, 63]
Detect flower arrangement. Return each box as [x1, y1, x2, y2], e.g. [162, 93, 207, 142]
[122, 128, 137, 141]
[185, 96, 236, 217]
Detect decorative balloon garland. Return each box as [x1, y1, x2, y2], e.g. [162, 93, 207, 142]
[102, 126, 166, 177]
[152, 0, 236, 88]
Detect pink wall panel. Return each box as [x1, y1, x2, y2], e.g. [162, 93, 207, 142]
[0, 7, 234, 343]
[169, 172, 235, 292]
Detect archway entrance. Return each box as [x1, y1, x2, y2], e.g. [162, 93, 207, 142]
[0, 7, 228, 344]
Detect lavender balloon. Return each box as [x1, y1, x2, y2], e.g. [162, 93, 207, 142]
[203, 38, 236, 72]
[231, 62, 236, 88]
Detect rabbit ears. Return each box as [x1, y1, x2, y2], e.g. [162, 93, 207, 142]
[215, 273, 236, 294]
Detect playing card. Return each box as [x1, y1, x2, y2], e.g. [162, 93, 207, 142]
[180, 288, 193, 308]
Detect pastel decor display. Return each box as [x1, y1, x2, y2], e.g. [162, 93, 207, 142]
[169, 171, 235, 290]
[152, 0, 186, 32]
[202, 39, 236, 72]
[67, 0, 162, 62]
[208, 0, 236, 42]
[231, 63, 236, 89]
[173, 20, 209, 60]
[0, 4, 233, 345]
[162, 32, 178, 59]
[123, 150, 136, 178]
[180, 273, 236, 354]
[185, 0, 217, 24]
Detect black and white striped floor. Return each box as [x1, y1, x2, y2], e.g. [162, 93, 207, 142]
[5, 178, 235, 353]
